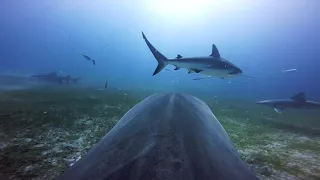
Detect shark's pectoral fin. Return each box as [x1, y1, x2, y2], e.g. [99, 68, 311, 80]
[92, 60, 96, 65]
[174, 65, 180, 70]
[190, 68, 203, 73]
[274, 107, 285, 113]
[188, 69, 195, 74]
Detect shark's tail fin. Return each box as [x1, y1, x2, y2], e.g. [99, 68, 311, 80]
[153, 59, 168, 76]
[142, 31, 168, 76]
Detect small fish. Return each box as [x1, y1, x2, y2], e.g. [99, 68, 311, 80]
[104, 80, 108, 89]
[281, 68, 297, 73]
[81, 53, 95, 65]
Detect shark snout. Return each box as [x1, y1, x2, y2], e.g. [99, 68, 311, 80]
[255, 100, 268, 104]
[229, 67, 242, 75]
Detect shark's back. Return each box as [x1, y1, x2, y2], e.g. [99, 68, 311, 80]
[169, 56, 221, 64]
[270, 99, 315, 108]
[58, 93, 258, 180]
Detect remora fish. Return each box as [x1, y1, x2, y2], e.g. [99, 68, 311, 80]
[58, 93, 258, 180]
[142, 32, 243, 79]
[81, 53, 96, 65]
[256, 92, 320, 113]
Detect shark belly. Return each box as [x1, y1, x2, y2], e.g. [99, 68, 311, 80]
[58, 93, 258, 180]
[169, 61, 234, 78]
[202, 69, 235, 78]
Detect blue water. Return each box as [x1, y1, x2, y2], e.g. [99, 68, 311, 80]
[0, 0, 319, 100]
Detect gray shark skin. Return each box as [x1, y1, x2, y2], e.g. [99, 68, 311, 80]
[141, 32, 242, 79]
[58, 93, 258, 180]
[256, 92, 320, 113]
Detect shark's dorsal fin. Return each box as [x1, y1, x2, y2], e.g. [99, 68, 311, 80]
[291, 92, 306, 102]
[210, 44, 220, 58]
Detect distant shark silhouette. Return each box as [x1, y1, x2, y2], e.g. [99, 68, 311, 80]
[31, 72, 81, 84]
[31, 71, 61, 83]
[141, 32, 242, 79]
[64, 75, 82, 84]
[256, 92, 320, 113]
[58, 93, 258, 180]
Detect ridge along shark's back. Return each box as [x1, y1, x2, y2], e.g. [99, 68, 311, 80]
[58, 93, 258, 180]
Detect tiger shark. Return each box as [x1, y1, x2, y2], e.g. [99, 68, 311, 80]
[256, 92, 320, 113]
[142, 32, 243, 79]
[58, 93, 258, 180]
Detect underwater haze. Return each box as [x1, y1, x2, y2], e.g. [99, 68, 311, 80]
[0, 0, 320, 180]
[0, 0, 319, 98]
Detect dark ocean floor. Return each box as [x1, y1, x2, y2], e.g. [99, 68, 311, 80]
[0, 87, 319, 180]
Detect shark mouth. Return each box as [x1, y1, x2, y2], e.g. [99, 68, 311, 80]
[228, 71, 240, 75]
[228, 72, 237, 75]
[228, 68, 243, 75]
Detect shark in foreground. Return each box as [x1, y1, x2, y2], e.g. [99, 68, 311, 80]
[142, 32, 243, 79]
[256, 92, 320, 113]
[58, 93, 258, 180]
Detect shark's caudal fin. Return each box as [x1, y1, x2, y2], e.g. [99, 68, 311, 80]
[291, 92, 306, 102]
[142, 32, 168, 76]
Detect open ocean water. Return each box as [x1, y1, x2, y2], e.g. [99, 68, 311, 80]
[0, 0, 319, 180]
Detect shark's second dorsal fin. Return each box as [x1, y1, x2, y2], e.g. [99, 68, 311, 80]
[210, 44, 220, 58]
[291, 92, 306, 102]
